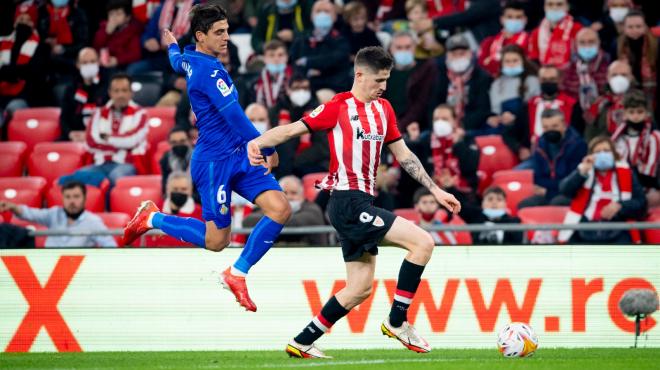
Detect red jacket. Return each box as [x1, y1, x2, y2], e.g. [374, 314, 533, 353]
[93, 19, 143, 67]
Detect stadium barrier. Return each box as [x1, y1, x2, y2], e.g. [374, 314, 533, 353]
[1, 246, 658, 352]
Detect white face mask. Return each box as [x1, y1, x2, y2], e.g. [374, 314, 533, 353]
[446, 57, 471, 73]
[252, 121, 268, 134]
[290, 200, 302, 213]
[609, 7, 629, 23]
[609, 75, 631, 94]
[80, 63, 99, 80]
[289, 89, 311, 107]
[433, 119, 453, 137]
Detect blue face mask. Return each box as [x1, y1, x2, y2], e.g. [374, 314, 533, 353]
[483, 208, 507, 219]
[393, 51, 414, 67]
[577, 46, 599, 61]
[593, 151, 615, 170]
[51, 0, 69, 7]
[313, 12, 334, 33]
[503, 19, 525, 34]
[276, 0, 297, 11]
[265, 63, 286, 74]
[545, 9, 566, 23]
[501, 64, 524, 77]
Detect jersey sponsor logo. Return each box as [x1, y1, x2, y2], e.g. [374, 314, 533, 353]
[309, 104, 325, 118]
[356, 127, 385, 141]
[216, 78, 232, 97]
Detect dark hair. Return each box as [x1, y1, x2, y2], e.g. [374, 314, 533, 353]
[190, 4, 228, 42]
[483, 186, 506, 199]
[413, 187, 432, 205]
[588, 136, 621, 160]
[106, 0, 131, 15]
[502, 0, 526, 12]
[539, 64, 561, 78]
[110, 72, 132, 85]
[499, 44, 537, 98]
[355, 46, 393, 72]
[264, 39, 286, 53]
[343, 1, 367, 22]
[623, 89, 648, 110]
[169, 126, 190, 138]
[434, 104, 456, 119]
[289, 73, 310, 87]
[541, 108, 565, 121]
[61, 181, 87, 196]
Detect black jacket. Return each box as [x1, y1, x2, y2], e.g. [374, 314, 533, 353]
[289, 29, 352, 92]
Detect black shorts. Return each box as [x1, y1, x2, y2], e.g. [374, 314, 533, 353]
[327, 190, 397, 262]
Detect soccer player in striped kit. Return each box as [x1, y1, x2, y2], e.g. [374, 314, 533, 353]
[247, 46, 461, 358]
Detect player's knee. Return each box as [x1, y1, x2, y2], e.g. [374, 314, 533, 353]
[351, 284, 373, 303]
[265, 196, 292, 223]
[416, 233, 435, 261]
[206, 235, 230, 252]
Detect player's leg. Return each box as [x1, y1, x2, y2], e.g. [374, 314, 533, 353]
[287, 254, 376, 359]
[380, 216, 434, 353]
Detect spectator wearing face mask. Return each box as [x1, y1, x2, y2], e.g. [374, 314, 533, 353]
[384, 31, 438, 133]
[412, 187, 459, 245]
[519, 108, 587, 209]
[460, 186, 523, 245]
[612, 89, 660, 207]
[61, 47, 109, 142]
[585, 60, 635, 141]
[596, 0, 633, 57]
[160, 125, 194, 194]
[290, 0, 351, 92]
[243, 175, 327, 245]
[255, 40, 292, 110]
[434, 34, 492, 133]
[251, 0, 312, 54]
[478, 0, 530, 78]
[245, 102, 271, 136]
[93, 0, 143, 69]
[161, 171, 201, 218]
[561, 28, 610, 112]
[528, 0, 582, 69]
[558, 136, 646, 244]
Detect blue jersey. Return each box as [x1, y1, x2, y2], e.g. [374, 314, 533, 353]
[168, 44, 264, 161]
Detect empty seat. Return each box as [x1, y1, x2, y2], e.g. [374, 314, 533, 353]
[0, 177, 47, 208]
[8, 107, 62, 150]
[475, 135, 519, 178]
[492, 169, 533, 187]
[302, 172, 329, 202]
[47, 181, 106, 213]
[96, 212, 131, 246]
[518, 206, 569, 243]
[144, 107, 176, 148]
[0, 141, 28, 177]
[131, 73, 163, 107]
[150, 141, 171, 175]
[501, 181, 535, 216]
[27, 142, 86, 184]
[110, 175, 162, 214]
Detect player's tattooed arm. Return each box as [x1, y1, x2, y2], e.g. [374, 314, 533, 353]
[399, 153, 437, 191]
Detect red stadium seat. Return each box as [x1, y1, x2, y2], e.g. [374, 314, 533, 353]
[10, 218, 47, 248]
[302, 172, 328, 202]
[500, 180, 535, 216]
[96, 212, 131, 246]
[644, 207, 660, 243]
[144, 107, 176, 148]
[0, 177, 48, 208]
[475, 135, 519, 178]
[110, 175, 162, 214]
[394, 208, 420, 223]
[518, 206, 569, 243]
[27, 142, 86, 184]
[150, 141, 170, 175]
[0, 141, 27, 177]
[46, 180, 106, 213]
[492, 169, 533, 187]
[433, 210, 473, 245]
[8, 107, 62, 150]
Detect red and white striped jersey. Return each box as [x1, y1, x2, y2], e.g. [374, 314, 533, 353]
[301, 92, 402, 196]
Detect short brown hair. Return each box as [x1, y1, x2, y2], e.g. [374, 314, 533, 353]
[588, 136, 621, 160]
[483, 186, 506, 199]
[343, 1, 367, 22]
[434, 104, 456, 119]
[622, 89, 648, 110]
[264, 39, 286, 53]
[405, 0, 426, 13]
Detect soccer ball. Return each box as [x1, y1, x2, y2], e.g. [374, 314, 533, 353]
[496, 322, 539, 358]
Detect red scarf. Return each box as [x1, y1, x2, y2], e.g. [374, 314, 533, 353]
[0, 29, 40, 96]
[534, 15, 579, 67]
[47, 4, 73, 45]
[620, 35, 657, 110]
[447, 67, 473, 123]
[612, 119, 660, 177]
[559, 162, 633, 242]
[133, 0, 161, 23]
[256, 66, 291, 109]
[427, 0, 466, 18]
[527, 93, 575, 142]
[158, 0, 193, 39]
[484, 31, 529, 73]
[430, 133, 470, 190]
[589, 93, 625, 134]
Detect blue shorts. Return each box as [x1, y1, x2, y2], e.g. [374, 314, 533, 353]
[190, 146, 281, 228]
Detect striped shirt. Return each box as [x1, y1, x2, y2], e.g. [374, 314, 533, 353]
[301, 92, 402, 196]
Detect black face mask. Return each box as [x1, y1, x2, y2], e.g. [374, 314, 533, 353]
[14, 23, 33, 42]
[172, 145, 189, 158]
[541, 82, 559, 97]
[626, 119, 645, 131]
[65, 208, 84, 220]
[170, 192, 188, 208]
[542, 130, 562, 143]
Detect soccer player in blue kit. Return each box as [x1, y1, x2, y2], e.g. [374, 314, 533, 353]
[122, 4, 291, 312]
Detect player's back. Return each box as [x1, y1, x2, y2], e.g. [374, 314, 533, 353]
[180, 45, 249, 161]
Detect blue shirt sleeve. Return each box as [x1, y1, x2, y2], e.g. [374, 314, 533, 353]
[168, 44, 185, 75]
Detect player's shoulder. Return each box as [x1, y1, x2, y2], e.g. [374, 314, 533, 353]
[375, 97, 394, 111]
[323, 91, 353, 107]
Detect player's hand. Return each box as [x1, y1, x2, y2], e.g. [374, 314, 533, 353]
[432, 187, 461, 214]
[247, 140, 265, 166]
[161, 29, 177, 47]
[263, 152, 279, 175]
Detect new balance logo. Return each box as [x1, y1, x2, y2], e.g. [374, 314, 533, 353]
[350, 115, 359, 121]
[356, 127, 384, 141]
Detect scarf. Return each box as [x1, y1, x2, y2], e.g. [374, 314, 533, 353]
[589, 93, 625, 134]
[133, 0, 161, 23]
[162, 196, 195, 214]
[528, 94, 574, 142]
[47, 4, 73, 45]
[86, 100, 148, 164]
[447, 66, 473, 123]
[558, 162, 632, 242]
[167, 146, 192, 173]
[485, 31, 529, 71]
[158, 0, 193, 39]
[537, 15, 577, 67]
[430, 133, 470, 190]
[0, 29, 39, 96]
[612, 119, 660, 177]
[576, 56, 601, 111]
[427, 0, 466, 18]
[255, 67, 290, 109]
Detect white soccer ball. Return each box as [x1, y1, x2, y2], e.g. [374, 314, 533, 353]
[496, 322, 539, 358]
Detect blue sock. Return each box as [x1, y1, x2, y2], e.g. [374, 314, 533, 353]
[233, 216, 283, 274]
[151, 212, 206, 247]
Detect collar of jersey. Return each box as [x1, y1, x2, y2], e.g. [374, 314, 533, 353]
[183, 45, 221, 64]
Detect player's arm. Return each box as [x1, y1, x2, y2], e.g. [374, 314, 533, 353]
[388, 139, 461, 214]
[247, 121, 309, 165]
[164, 29, 185, 74]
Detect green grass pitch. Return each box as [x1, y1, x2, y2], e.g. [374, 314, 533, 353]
[2, 348, 659, 370]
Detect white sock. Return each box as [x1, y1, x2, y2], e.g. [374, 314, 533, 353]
[146, 212, 155, 228]
[230, 266, 247, 277]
